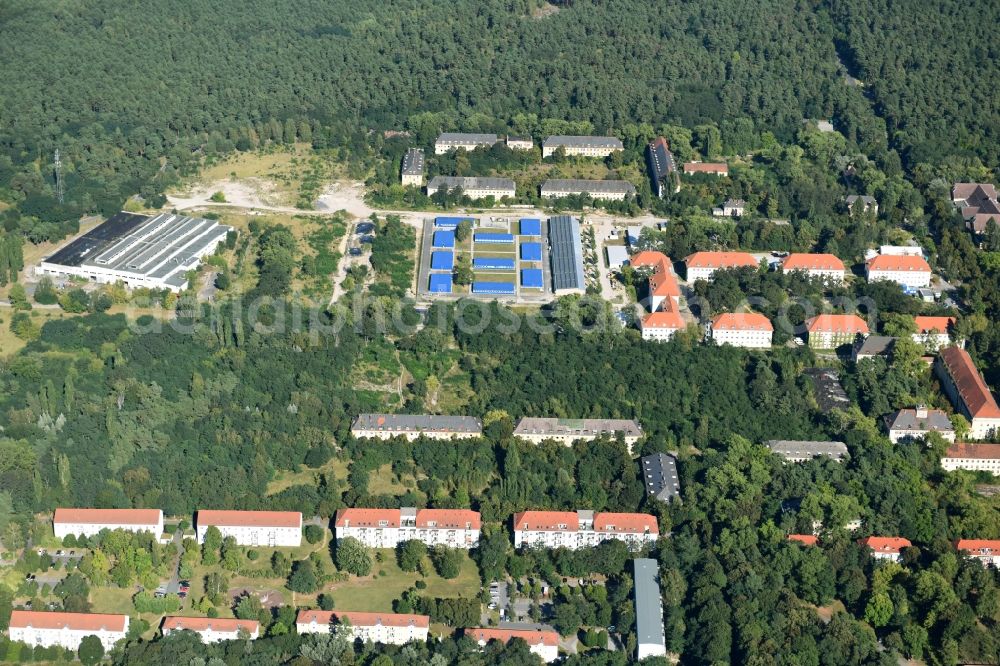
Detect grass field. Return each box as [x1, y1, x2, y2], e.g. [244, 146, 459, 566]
[367, 463, 418, 496]
[266, 459, 348, 496]
[327, 550, 481, 613]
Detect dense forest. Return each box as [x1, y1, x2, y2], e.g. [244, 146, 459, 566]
[1, 0, 997, 246]
[3, 0, 1000, 664]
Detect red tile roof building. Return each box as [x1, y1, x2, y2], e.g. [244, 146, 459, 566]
[296, 610, 430, 645]
[955, 539, 1000, 568]
[804, 314, 869, 349]
[710, 313, 773, 349]
[685, 251, 758, 282]
[162, 616, 260, 643]
[512, 510, 658, 550]
[9, 610, 129, 651]
[682, 162, 729, 176]
[941, 442, 1000, 474]
[865, 254, 931, 288]
[53, 508, 163, 539]
[859, 536, 912, 562]
[935, 347, 1000, 440]
[466, 627, 560, 663]
[788, 534, 818, 546]
[912, 316, 955, 351]
[781, 253, 846, 283]
[631, 251, 685, 341]
[195, 510, 302, 547]
[335, 507, 481, 549]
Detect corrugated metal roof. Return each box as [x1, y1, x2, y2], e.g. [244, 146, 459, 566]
[633, 559, 666, 652]
[547, 215, 586, 292]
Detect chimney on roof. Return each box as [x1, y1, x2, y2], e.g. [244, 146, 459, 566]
[915, 405, 928, 419]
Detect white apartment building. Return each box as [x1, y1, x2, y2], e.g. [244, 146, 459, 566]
[542, 135, 623, 158]
[334, 507, 481, 549]
[781, 253, 846, 283]
[859, 537, 911, 563]
[9, 611, 128, 651]
[512, 510, 658, 550]
[351, 414, 483, 441]
[196, 510, 302, 547]
[506, 135, 534, 151]
[434, 133, 498, 155]
[296, 610, 429, 645]
[941, 442, 1000, 473]
[885, 407, 955, 443]
[640, 311, 684, 342]
[426, 176, 515, 200]
[162, 617, 259, 643]
[955, 540, 1000, 568]
[53, 508, 163, 540]
[865, 254, 931, 288]
[912, 316, 954, 351]
[540, 179, 635, 201]
[710, 313, 773, 349]
[935, 347, 1000, 440]
[684, 251, 757, 282]
[467, 627, 560, 663]
[513, 417, 643, 447]
[400, 148, 424, 187]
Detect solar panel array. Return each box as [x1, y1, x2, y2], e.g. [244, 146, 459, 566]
[548, 216, 586, 292]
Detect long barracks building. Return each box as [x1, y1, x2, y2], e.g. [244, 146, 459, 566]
[351, 414, 483, 440]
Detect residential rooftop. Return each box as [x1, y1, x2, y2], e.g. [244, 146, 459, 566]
[938, 347, 1000, 419]
[426, 176, 515, 192]
[640, 453, 680, 503]
[542, 135, 623, 149]
[943, 442, 1000, 460]
[435, 132, 498, 144]
[885, 408, 954, 434]
[514, 417, 642, 439]
[352, 413, 483, 434]
[767, 440, 849, 462]
[541, 179, 636, 195]
[401, 148, 424, 175]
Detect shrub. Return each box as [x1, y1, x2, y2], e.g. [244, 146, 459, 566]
[304, 524, 324, 545]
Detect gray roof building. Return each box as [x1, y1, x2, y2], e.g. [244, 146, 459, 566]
[633, 559, 667, 660]
[39, 211, 233, 292]
[768, 440, 849, 463]
[541, 179, 636, 197]
[548, 215, 586, 293]
[853, 335, 895, 362]
[640, 453, 680, 503]
[352, 414, 483, 436]
[803, 368, 851, 411]
[514, 417, 643, 440]
[543, 135, 624, 150]
[885, 407, 954, 441]
[426, 176, 515, 195]
[435, 132, 498, 146]
[401, 148, 424, 176]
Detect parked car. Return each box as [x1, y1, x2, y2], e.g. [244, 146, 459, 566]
[348, 247, 362, 256]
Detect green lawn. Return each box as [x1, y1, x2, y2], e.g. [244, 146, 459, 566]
[472, 271, 516, 282]
[326, 550, 481, 613]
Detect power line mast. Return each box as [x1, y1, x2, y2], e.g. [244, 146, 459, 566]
[54, 149, 64, 204]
